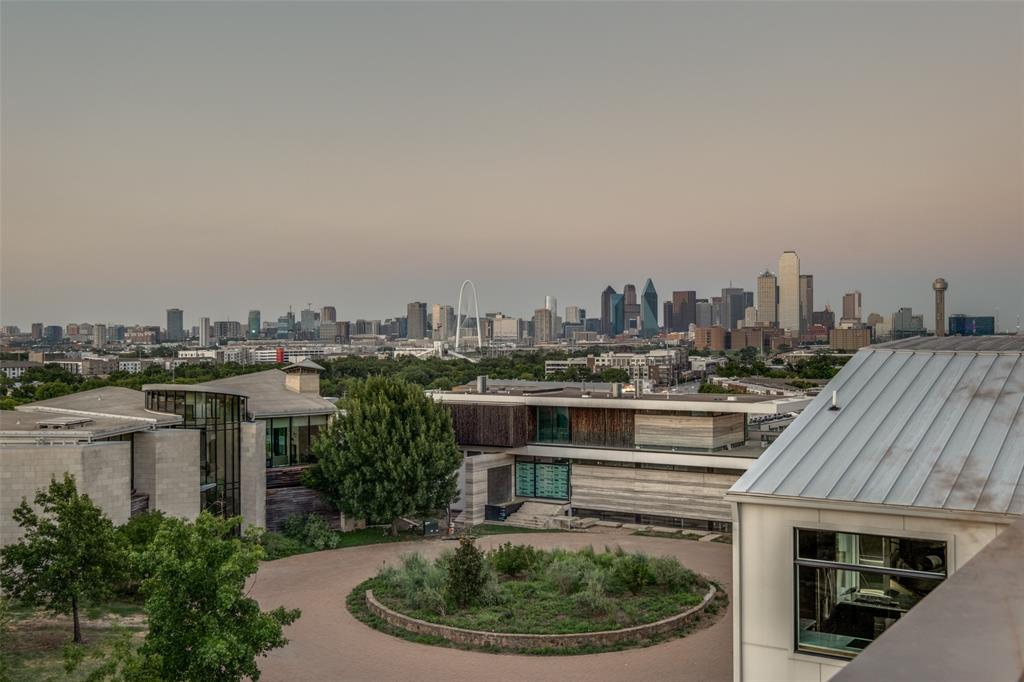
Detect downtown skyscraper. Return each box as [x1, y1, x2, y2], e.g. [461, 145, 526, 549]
[778, 251, 801, 333]
[756, 271, 777, 326]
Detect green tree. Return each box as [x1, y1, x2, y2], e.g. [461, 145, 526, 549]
[599, 368, 631, 383]
[0, 474, 125, 644]
[307, 375, 463, 535]
[135, 513, 300, 681]
[445, 536, 486, 608]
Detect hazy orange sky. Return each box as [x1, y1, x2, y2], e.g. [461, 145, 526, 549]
[2, 1, 1022, 330]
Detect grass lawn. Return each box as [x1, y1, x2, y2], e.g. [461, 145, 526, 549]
[2, 600, 146, 682]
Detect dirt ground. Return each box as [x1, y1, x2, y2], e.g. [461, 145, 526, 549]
[251, 530, 733, 682]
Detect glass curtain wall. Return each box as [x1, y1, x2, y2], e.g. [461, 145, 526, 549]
[146, 389, 246, 518]
[264, 414, 329, 467]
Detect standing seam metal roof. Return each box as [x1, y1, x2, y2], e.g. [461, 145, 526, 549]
[729, 339, 1024, 516]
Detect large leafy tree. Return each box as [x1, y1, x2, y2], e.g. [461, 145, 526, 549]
[308, 375, 463, 534]
[134, 513, 300, 681]
[0, 474, 125, 643]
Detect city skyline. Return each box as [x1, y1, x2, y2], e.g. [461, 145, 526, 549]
[2, 2, 1021, 328]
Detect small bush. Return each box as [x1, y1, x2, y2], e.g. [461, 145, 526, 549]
[445, 536, 487, 608]
[282, 513, 339, 550]
[260, 532, 306, 560]
[118, 510, 166, 551]
[545, 555, 589, 595]
[571, 572, 614, 616]
[490, 542, 541, 577]
[610, 553, 653, 595]
[649, 556, 697, 591]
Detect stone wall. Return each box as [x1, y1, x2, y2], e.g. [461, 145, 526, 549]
[459, 452, 516, 525]
[240, 421, 266, 531]
[0, 442, 130, 547]
[133, 430, 200, 521]
[366, 584, 716, 649]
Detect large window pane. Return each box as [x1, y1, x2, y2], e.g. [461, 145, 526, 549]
[296, 416, 312, 464]
[270, 418, 290, 467]
[797, 530, 946, 575]
[796, 564, 943, 657]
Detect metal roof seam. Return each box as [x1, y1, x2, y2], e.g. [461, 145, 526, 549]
[936, 353, 1023, 511]
[904, 353, 1002, 508]
[846, 351, 954, 503]
[870, 351, 978, 506]
[791, 350, 908, 498]
[819, 350, 935, 501]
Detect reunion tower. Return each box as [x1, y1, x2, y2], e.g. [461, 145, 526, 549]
[933, 278, 948, 337]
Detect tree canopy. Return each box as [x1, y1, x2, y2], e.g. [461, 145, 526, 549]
[0, 474, 125, 643]
[133, 513, 300, 681]
[307, 375, 463, 534]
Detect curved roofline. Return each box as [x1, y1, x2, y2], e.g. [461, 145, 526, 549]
[142, 384, 249, 397]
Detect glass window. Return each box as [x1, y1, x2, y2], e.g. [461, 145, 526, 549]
[296, 416, 312, 464]
[308, 414, 328, 456]
[795, 529, 946, 658]
[536, 406, 570, 443]
[270, 418, 290, 467]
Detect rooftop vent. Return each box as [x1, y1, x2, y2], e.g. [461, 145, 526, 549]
[611, 383, 623, 398]
[476, 375, 488, 394]
[36, 416, 93, 430]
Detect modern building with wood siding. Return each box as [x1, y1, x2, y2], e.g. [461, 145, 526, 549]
[434, 378, 810, 530]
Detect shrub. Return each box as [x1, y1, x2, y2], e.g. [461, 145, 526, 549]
[282, 514, 339, 550]
[649, 555, 697, 591]
[260, 532, 306, 560]
[118, 510, 166, 552]
[544, 555, 589, 595]
[610, 553, 653, 595]
[571, 571, 614, 616]
[445, 536, 486, 608]
[490, 542, 541, 577]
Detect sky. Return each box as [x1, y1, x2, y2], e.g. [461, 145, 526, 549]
[2, 1, 1022, 331]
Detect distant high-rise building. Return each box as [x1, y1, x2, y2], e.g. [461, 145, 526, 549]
[564, 306, 582, 325]
[600, 286, 616, 335]
[92, 323, 107, 348]
[892, 307, 924, 338]
[432, 304, 455, 341]
[545, 296, 557, 315]
[842, 291, 862, 321]
[948, 314, 994, 336]
[213, 321, 243, 340]
[321, 306, 337, 324]
[743, 306, 758, 329]
[640, 279, 658, 337]
[799, 275, 814, 333]
[933, 278, 948, 337]
[812, 307, 835, 330]
[533, 308, 554, 343]
[778, 251, 801, 333]
[300, 308, 317, 333]
[721, 287, 746, 331]
[199, 317, 210, 347]
[31, 323, 43, 340]
[696, 299, 713, 328]
[247, 310, 261, 338]
[623, 284, 637, 306]
[671, 291, 697, 331]
[43, 325, 63, 342]
[407, 302, 428, 339]
[610, 293, 625, 335]
[711, 297, 722, 327]
[756, 271, 778, 326]
[492, 314, 521, 341]
[662, 301, 674, 331]
[166, 308, 184, 342]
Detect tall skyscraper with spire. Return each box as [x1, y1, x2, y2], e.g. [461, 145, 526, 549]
[778, 251, 801, 333]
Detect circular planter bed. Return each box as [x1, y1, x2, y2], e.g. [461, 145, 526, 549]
[347, 542, 727, 654]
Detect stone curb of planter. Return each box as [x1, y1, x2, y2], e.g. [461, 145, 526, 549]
[365, 583, 718, 650]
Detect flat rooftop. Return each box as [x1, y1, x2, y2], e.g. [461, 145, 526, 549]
[438, 379, 811, 414]
[1, 407, 175, 441]
[17, 386, 181, 427]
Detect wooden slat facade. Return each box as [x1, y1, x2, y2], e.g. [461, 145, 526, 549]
[634, 412, 745, 450]
[265, 464, 338, 531]
[570, 463, 740, 522]
[570, 407, 634, 449]
[448, 404, 530, 448]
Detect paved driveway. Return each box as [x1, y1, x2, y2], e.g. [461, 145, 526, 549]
[252, 532, 733, 682]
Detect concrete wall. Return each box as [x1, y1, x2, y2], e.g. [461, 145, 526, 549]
[0, 442, 131, 547]
[571, 463, 741, 523]
[240, 421, 266, 530]
[461, 452, 516, 525]
[732, 500, 1012, 682]
[133, 430, 200, 521]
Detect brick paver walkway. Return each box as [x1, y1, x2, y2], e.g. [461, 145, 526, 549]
[252, 531, 733, 682]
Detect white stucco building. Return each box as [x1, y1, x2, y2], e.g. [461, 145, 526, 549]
[727, 335, 1024, 682]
